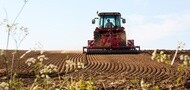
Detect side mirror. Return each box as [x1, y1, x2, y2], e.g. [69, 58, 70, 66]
[92, 19, 95, 24]
[122, 18, 126, 23]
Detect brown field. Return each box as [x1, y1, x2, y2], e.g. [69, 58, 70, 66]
[0, 50, 190, 89]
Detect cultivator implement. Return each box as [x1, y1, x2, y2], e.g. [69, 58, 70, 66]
[83, 46, 140, 54]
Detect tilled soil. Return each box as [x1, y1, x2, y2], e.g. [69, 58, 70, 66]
[0, 50, 190, 89]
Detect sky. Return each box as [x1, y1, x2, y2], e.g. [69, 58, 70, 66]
[0, 0, 190, 50]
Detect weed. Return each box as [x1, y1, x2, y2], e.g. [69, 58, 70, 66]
[153, 85, 160, 90]
[151, 50, 170, 64]
[171, 42, 185, 65]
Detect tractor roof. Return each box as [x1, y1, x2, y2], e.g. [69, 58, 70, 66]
[98, 12, 121, 16]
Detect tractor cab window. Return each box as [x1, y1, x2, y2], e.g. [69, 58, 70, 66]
[99, 15, 121, 28]
[104, 16, 115, 28]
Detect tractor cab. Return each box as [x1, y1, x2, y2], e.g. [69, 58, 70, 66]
[92, 12, 126, 29]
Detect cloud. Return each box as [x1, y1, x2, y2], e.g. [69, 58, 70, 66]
[126, 13, 190, 49]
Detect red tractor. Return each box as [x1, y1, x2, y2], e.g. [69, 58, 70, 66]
[83, 12, 140, 54]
